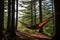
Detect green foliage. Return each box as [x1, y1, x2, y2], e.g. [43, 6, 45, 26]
[43, 20, 55, 36]
[42, 0, 55, 37]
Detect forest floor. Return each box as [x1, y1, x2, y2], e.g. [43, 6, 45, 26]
[16, 31, 51, 40]
[2, 31, 51, 40]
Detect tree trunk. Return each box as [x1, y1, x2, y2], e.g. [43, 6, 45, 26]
[39, 0, 43, 33]
[0, 0, 4, 39]
[51, 0, 60, 40]
[7, 0, 12, 33]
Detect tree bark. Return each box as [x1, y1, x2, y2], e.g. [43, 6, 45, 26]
[0, 0, 4, 39]
[39, 0, 43, 33]
[51, 0, 60, 40]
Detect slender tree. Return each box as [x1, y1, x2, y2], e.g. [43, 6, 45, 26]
[7, 0, 12, 33]
[39, 0, 43, 33]
[16, 0, 18, 31]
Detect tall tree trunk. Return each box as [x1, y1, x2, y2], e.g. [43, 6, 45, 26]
[0, 0, 4, 39]
[39, 0, 43, 33]
[7, 0, 16, 40]
[9, 0, 16, 39]
[31, 0, 34, 26]
[7, 0, 12, 39]
[52, 0, 60, 40]
[16, 0, 18, 31]
[7, 0, 12, 33]
[33, 0, 36, 25]
[51, 0, 60, 40]
[9, 0, 17, 40]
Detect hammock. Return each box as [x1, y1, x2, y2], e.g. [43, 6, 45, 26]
[19, 15, 53, 30]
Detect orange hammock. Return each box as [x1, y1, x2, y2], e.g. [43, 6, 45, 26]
[19, 15, 53, 30]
